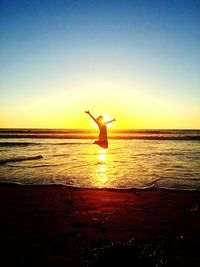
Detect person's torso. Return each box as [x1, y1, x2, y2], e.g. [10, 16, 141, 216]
[98, 124, 107, 141]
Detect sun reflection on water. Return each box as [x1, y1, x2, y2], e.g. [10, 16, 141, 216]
[98, 148, 106, 161]
[93, 148, 109, 187]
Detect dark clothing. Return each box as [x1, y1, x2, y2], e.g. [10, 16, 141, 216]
[97, 123, 107, 141]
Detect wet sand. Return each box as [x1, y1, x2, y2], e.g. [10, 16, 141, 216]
[0, 184, 199, 266]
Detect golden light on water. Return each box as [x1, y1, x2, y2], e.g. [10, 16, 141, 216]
[96, 165, 108, 184]
[93, 148, 109, 187]
[98, 148, 106, 161]
[99, 153, 106, 161]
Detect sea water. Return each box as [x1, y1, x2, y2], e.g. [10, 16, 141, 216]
[0, 129, 200, 190]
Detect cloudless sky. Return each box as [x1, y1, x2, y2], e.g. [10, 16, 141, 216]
[1, 0, 200, 128]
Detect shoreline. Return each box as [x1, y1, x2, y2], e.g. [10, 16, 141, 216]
[0, 182, 200, 192]
[0, 183, 200, 266]
[0, 182, 200, 193]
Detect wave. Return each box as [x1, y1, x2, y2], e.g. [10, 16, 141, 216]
[56, 142, 91, 145]
[0, 142, 39, 147]
[7, 163, 66, 168]
[0, 134, 200, 140]
[0, 142, 91, 147]
[0, 155, 43, 165]
[0, 128, 199, 134]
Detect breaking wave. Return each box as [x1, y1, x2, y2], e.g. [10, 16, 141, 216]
[0, 155, 43, 164]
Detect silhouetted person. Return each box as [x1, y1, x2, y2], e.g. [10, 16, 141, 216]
[85, 110, 116, 149]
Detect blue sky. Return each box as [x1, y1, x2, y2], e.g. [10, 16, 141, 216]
[1, 0, 200, 128]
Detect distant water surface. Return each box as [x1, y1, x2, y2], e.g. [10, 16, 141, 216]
[0, 129, 200, 190]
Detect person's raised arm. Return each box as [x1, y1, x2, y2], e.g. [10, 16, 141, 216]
[85, 110, 98, 124]
[105, 118, 116, 125]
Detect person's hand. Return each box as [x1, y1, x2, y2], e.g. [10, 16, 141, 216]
[113, 118, 116, 121]
[85, 110, 90, 114]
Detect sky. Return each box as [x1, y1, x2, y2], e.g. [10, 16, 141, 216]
[0, 0, 200, 129]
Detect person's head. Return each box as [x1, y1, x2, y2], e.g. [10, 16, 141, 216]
[96, 115, 104, 123]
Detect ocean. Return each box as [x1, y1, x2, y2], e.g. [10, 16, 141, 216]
[0, 129, 200, 190]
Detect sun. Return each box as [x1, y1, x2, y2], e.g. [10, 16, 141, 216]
[102, 115, 113, 127]
[102, 115, 110, 121]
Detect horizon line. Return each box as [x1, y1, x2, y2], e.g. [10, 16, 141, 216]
[0, 127, 200, 131]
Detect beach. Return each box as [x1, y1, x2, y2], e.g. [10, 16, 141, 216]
[0, 184, 199, 266]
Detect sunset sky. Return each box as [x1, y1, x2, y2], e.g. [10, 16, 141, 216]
[1, 0, 200, 129]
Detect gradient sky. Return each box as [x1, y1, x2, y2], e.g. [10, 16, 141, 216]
[1, 0, 200, 129]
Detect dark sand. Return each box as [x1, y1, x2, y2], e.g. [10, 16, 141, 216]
[0, 184, 200, 267]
